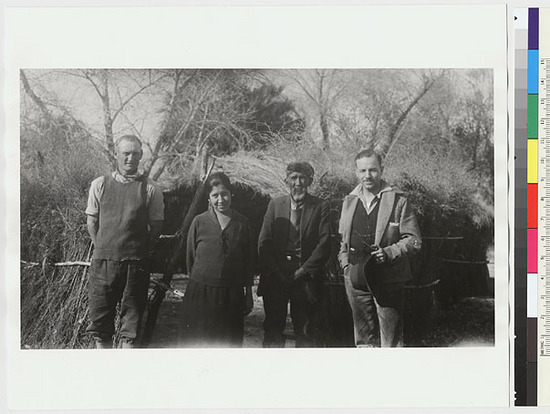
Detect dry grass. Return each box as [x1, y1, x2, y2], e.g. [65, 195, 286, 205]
[20, 245, 94, 349]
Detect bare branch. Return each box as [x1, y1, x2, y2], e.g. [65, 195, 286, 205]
[82, 70, 105, 100]
[111, 73, 167, 123]
[379, 72, 445, 157]
[20, 70, 53, 123]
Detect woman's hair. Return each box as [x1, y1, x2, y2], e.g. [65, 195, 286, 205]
[206, 172, 233, 193]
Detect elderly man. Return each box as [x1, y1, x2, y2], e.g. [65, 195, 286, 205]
[258, 162, 330, 347]
[338, 149, 421, 347]
[86, 135, 164, 349]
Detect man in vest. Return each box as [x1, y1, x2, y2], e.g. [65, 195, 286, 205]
[257, 162, 330, 347]
[86, 135, 164, 349]
[338, 149, 421, 347]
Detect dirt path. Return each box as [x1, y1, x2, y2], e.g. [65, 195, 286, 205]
[148, 274, 494, 348]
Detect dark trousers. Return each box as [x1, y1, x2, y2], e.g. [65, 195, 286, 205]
[87, 259, 150, 346]
[344, 267, 404, 347]
[262, 260, 322, 348]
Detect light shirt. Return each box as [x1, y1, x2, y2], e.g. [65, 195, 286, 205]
[86, 170, 164, 221]
[349, 181, 392, 214]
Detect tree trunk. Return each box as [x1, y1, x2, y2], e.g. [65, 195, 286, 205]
[100, 72, 116, 169]
[20, 70, 53, 124]
[320, 113, 330, 150]
[150, 157, 166, 181]
[378, 75, 440, 158]
[471, 123, 481, 171]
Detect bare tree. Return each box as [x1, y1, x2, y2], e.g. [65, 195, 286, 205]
[375, 70, 446, 158]
[70, 69, 168, 168]
[283, 69, 348, 150]
[328, 69, 445, 158]
[20, 70, 53, 124]
[21, 69, 298, 183]
[147, 69, 279, 181]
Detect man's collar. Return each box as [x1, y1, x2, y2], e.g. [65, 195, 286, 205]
[112, 169, 143, 183]
[349, 181, 392, 198]
[290, 194, 307, 210]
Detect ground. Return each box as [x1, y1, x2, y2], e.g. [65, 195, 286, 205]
[147, 273, 495, 348]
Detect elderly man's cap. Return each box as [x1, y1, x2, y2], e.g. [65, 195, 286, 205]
[286, 162, 314, 179]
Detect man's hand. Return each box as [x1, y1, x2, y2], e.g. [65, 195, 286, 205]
[147, 220, 164, 257]
[372, 246, 387, 264]
[86, 215, 99, 246]
[293, 267, 310, 282]
[244, 287, 254, 315]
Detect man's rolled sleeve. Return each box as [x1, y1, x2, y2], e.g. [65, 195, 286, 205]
[146, 181, 165, 222]
[85, 176, 104, 217]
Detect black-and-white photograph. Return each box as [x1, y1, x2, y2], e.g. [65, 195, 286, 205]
[19, 68, 495, 350]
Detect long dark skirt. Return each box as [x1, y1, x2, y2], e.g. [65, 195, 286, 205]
[179, 279, 246, 347]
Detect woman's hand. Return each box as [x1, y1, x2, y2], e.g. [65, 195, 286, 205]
[244, 286, 254, 315]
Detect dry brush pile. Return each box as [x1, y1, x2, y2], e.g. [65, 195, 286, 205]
[20, 116, 108, 349]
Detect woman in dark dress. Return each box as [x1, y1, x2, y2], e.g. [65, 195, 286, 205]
[180, 172, 255, 347]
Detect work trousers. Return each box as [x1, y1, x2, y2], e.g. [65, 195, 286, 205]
[87, 259, 150, 347]
[343, 267, 404, 347]
[262, 259, 322, 347]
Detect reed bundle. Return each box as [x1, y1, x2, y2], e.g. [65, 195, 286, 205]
[21, 244, 94, 349]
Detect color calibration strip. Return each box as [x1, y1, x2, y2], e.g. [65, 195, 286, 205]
[514, 8, 529, 406]
[527, 7, 539, 407]
[517, 8, 550, 406]
[515, 7, 541, 406]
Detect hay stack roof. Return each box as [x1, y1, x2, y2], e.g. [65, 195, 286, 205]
[158, 151, 290, 198]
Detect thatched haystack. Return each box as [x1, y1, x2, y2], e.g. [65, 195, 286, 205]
[160, 151, 289, 197]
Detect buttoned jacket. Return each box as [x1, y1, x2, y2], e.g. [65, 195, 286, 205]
[258, 194, 330, 281]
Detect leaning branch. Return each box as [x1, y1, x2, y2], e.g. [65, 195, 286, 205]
[20, 70, 53, 123]
[380, 73, 443, 157]
[111, 75, 167, 123]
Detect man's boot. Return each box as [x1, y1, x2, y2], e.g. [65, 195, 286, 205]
[95, 340, 113, 349]
[120, 339, 135, 349]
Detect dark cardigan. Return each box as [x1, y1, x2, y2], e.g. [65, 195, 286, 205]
[186, 208, 255, 287]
